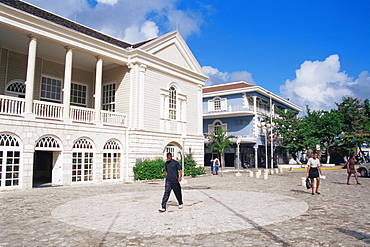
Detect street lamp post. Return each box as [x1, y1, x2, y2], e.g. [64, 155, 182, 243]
[236, 138, 241, 176]
[258, 119, 275, 170]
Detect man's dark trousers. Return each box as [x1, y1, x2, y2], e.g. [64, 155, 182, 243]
[161, 180, 183, 209]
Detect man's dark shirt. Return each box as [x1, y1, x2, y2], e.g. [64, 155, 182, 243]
[165, 159, 182, 183]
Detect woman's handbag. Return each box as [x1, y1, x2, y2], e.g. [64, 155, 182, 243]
[305, 178, 312, 189]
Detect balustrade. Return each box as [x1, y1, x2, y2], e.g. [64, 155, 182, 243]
[0, 95, 127, 127]
[101, 110, 126, 126]
[70, 106, 95, 123]
[34, 100, 63, 120]
[0, 95, 25, 116]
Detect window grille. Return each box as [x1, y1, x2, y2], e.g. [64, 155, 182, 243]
[103, 140, 121, 180]
[40, 77, 62, 102]
[0, 134, 21, 188]
[35, 136, 60, 149]
[70, 83, 87, 106]
[169, 86, 177, 120]
[72, 138, 94, 182]
[102, 83, 116, 111]
[5, 80, 25, 97]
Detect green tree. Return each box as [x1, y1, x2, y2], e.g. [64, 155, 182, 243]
[206, 127, 236, 175]
[273, 108, 307, 157]
[303, 107, 342, 151]
[179, 149, 205, 177]
[336, 97, 370, 151]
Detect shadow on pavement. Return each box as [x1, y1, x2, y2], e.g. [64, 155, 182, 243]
[336, 228, 370, 244]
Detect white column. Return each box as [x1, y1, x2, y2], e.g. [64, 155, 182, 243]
[63, 47, 73, 118]
[198, 85, 203, 135]
[253, 95, 257, 113]
[94, 56, 103, 122]
[138, 64, 146, 129]
[127, 61, 134, 128]
[25, 36, 37, 114]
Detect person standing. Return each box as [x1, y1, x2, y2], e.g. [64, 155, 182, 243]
[346, 155, 361, 185]
[159, 153, 183, 212]
[306, 153, 323, 195]
[213, 157, 220, 175]
[210, 157, 214, 174]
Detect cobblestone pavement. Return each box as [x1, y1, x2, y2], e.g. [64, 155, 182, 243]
[0, 168, 369, 247]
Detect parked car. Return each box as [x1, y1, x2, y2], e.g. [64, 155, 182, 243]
[357, 163, 370, 177]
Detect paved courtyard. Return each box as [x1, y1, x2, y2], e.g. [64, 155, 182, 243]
[0, 168, 369, 246]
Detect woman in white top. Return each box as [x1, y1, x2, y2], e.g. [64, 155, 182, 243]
[306, 153, 323, 195]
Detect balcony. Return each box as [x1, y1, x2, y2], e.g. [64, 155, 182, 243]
[203, 104, 279, 119]
[0, 95, 126, 127]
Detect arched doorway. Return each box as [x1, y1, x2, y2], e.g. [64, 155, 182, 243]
[33, 136, 62, 187]
[164, 142, 183, 161]
[72, 138, 94, 183]
[103, 139, 122, 180]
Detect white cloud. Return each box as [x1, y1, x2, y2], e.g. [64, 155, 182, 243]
[23, 0, 207, 43]
[167, 10, 203, 38]
[123, 21, 159, 44]
[202, 66, 256, 86]
[280, 54, 370, 113]
[97, 0, 118, 5]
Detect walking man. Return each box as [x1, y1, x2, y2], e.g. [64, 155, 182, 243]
[159, 152, 183, 212]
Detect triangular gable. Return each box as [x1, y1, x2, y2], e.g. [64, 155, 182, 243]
[138, 31, 205, 75]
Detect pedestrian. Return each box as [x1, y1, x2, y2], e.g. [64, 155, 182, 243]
[306, 153, 323, 195]
[213, 157, 220, 175]
[346, 155, 361, 185]
[159, 152, 183, 212]
[210, 157, 214, 174]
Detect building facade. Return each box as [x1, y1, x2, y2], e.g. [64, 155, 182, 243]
[203, 82, 302, 168]
[0, 0, 207, 190]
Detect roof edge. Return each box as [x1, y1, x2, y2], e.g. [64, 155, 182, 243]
[1, 0, 136, 49]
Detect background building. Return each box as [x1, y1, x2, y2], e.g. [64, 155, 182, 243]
[0, 0, 207, 190]
[203, 81, 302, 169]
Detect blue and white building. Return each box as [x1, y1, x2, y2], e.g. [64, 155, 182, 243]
[203, 81, 302, 168]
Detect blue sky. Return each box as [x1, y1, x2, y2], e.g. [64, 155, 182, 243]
[23, 0, 370, 112]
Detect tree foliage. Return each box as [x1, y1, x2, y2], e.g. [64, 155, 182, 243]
[336, 97, 370, 150]
[179, 149, 205, 177]
[206, 127, 236, 173]
[273, 97, 369, 155]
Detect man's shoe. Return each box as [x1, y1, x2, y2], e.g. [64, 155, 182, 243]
[158, 208, 166, 212]
[178, 204, 183, 209]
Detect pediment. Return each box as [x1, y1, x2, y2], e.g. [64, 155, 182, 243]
[138, 31, 205, 75]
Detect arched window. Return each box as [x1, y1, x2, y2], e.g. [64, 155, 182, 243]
[103, 140, 121, 180]
[214, 98, 221, 111]
[208, 97, 227, 112]
[214, 121, 221, 131]
[0, 133, 21, 188]
[35, 136, 61, 151]
[208, 120, 227, 133]
[72, 138, 94, 182]
[5, 80, 25, 98]
[169, 86, 177, 120]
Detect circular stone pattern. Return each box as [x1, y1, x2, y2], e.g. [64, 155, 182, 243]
[51, 190, 308, 236]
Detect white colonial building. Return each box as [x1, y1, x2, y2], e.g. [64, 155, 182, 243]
[0, 0, 207, 190]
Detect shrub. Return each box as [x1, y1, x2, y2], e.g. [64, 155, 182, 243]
[133, 158, 166, 180]
[179, 150, 205, 177]
[133, 150, 205, 180]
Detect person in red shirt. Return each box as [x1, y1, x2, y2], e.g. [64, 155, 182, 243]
[346, 155, 361, 185]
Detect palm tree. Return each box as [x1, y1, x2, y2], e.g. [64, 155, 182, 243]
[207, 127, 236, 176]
